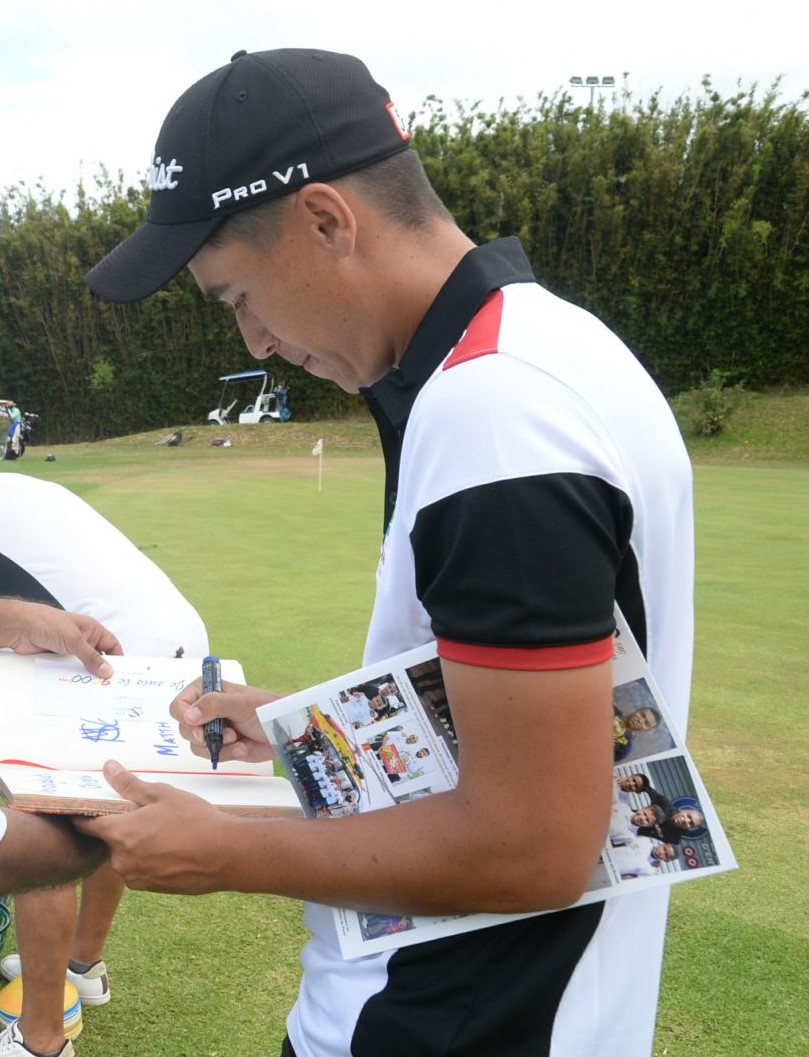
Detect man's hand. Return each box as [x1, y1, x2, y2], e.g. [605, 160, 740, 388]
[0, 598, 122, 677]
[73, 762, 234, 893]
[170, 678, 280, 764]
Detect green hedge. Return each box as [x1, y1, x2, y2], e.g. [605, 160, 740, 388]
[1, 79, 806, 442]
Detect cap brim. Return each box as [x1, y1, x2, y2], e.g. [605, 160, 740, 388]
[85, 217, 221, 304]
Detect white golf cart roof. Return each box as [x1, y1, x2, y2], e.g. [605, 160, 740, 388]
[217, 370, 270, 382]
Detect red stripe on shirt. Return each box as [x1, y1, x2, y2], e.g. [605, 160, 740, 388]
[443, 290, 504, 369]
[436, 635, 614, 670]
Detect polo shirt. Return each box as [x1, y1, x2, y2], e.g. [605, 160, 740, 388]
[288, 238, 694, 1057]
[0, 474, 208, 658]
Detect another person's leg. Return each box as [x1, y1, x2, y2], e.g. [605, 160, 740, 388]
[0, 811, 102, 1056]
[3, 866, 120, 1008]
[11, 887, 77, 1055]
[67, 864, 123, 1004]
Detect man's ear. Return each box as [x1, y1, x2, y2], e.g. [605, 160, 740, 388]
[294, 183, 357, 259]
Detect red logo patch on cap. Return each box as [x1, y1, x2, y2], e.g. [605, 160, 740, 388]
[386, 101, 410, 141]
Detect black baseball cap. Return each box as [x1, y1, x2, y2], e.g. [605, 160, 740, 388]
[85, 48, 411, 303]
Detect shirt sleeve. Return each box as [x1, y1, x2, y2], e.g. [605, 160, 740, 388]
[410, 471, 632, 668]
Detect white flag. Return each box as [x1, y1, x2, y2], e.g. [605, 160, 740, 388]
[311, 438, 323, 457]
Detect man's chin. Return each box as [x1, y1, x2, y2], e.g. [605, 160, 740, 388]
[305, 362, 359, 394]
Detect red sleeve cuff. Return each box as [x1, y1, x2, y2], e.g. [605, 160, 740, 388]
[436, 635, 613, 671]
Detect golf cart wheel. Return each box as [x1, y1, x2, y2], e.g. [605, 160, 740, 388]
[259, 415, 274, 423]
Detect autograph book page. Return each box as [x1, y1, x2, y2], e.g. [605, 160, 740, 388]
[0, 651, 300, 817]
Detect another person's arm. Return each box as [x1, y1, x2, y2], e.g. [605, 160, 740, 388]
[0, 598, 122, 676]
[0, 810, 108, 894]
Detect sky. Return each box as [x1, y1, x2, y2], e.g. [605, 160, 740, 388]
[1, 0, 806, 197]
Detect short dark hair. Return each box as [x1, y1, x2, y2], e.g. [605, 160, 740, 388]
[210, 149, 453, 252]
[629, 772, 650, 792]
[338, 149, 454, 228]
[208, 195, 289, 252]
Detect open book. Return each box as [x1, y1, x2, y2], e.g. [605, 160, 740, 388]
[0, 651, 302, 819]
[0, 763, 301, 819]
[257, 610, 737, 958]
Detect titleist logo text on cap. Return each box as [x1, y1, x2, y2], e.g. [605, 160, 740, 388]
[148, 156, 184, 191]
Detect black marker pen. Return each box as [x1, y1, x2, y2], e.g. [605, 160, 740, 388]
[201, 655, 224, 770]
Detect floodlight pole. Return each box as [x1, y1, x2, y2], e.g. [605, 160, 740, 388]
[569, 74, 616, 107]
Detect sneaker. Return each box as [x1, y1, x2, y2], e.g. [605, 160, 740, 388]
[0, 1022, 75, 1056]
[0, 978, 82, 1040]
[65, 965, 109, 1009]
[1, 957, 110, 1008]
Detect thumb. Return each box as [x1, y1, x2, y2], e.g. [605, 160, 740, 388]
[72, 642, 116, 680]
[102, 761, 157, 806]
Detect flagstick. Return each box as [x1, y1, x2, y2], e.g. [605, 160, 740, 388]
[312, 438, 324, 492]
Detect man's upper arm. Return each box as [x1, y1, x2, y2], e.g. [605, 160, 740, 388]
[441, 654, 614, 909]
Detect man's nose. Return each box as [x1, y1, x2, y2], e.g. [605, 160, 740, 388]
[237, 311, 275, 360]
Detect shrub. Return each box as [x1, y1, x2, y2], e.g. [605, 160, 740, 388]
[672, 369, 747, 437]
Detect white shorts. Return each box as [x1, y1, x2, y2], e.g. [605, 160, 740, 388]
[0, 812, 6, 844]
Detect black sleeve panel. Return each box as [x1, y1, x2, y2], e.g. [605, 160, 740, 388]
[410, 472, 634, 650]
[0, 553, 62, 607]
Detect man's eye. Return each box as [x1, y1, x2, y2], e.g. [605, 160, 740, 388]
[234, 294, 246, 311]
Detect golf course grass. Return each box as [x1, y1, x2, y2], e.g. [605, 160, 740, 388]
[1, 393, 806, 1056]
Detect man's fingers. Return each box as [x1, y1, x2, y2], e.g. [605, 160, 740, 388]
[102, 761, 161, 806]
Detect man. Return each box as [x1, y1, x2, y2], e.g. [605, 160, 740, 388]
[611, 839, 677, 880]
[80, 48, 694, 1057]
[613, 703, 661, 761]
[610, 802, 665, 846]
[636, 805, 706, 845]
[0, 474, 209, 1057]
[344, 689, 373, 728]
[615, 773, 651, 795]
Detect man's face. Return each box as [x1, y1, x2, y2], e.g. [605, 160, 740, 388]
[631, 806, 658, 827]
[652, 843, 677, 862]
[188, 221, 389, 393]
[617, 774, 646, 793]
[624, 707, 659, 732]
[672, 808, 703, 830]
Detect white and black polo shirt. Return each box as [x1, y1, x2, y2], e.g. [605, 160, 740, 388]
[288, 238, 694, 1057]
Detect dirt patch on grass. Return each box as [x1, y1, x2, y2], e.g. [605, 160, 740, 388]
[102, 420, 380, 455]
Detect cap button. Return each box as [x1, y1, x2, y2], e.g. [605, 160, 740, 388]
[230, 50, 248, 61]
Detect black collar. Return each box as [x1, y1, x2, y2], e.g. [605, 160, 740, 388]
[360, 237, 536, 529]
[363, 237, 536, 430]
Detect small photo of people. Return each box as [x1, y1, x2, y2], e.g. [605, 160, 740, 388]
[404, 657, 459, 764]
[363, 724, 439, 784]
[338, 675, 407, 729]
[269, 709, 363, 819]
[611, 757, 719, 876]
[612, 677, 675, 762]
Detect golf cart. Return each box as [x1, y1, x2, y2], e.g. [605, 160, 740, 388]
[206, 369, 291, 425]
